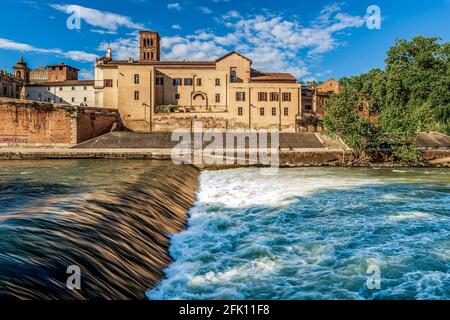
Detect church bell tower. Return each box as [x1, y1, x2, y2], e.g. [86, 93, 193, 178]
[139, 31, 160, 62]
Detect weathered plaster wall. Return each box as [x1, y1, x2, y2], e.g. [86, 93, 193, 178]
[0, 99, 118, 147]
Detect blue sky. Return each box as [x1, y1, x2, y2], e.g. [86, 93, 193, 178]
[0, 0, 449, 81]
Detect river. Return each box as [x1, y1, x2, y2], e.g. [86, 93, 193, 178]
[0, 161, 449, 299]
[148, 167, 450, 300]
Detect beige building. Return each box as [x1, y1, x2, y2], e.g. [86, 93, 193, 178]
[94, 31, 302, 132]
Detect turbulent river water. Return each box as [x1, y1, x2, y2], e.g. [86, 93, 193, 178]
[0, 161, 449, 300]
[148, 167, 450, 300]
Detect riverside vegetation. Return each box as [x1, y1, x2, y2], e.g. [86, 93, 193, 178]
[323, 36, 450, 164]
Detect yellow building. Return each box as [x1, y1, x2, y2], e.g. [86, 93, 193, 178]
[94, 31, 302, 132]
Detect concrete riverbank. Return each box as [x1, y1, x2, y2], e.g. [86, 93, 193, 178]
[1, 147, 449, 167]
[1, 132, 449, 167]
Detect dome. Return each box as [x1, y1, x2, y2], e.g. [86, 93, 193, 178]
[15, 57, 28, 68]
[30, 67, 48, 83]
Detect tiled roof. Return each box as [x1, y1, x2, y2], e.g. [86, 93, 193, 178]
[103, 60, 215, 66]
[250, 72, 297, 83]
[46, 62, 80, 71]
[28, 80, 94, 87]
[216, 51, 252, 63]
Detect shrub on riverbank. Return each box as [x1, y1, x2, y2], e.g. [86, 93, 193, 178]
[324, 36, 449, 164]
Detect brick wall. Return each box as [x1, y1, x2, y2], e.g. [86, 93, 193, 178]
[0, 98, 118, 147]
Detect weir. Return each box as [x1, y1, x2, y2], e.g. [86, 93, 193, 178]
[0, 160, 199, 299]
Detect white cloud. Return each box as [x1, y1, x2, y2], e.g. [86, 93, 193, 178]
[101, 2, 366, 80]
[0, 38, 98, 63]
[167, 3, 181, 11]
[49, 4, 144, 31]
[21, 1, 40, 10]
[171, 24, 182, 30]
[79, 68, 94, 80]
[91, 29, 118, 35]
[98, 35, 139, 60]
[0, 38, 58, 54]
[199, 6, 213, 14]
[63, 51, 98, 62]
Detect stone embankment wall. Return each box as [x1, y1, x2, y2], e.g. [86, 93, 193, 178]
[151, 113, 296, 132]
[0, 98, 119, 147]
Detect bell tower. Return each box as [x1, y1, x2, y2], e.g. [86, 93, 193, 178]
[13, 57, 30, 84]
[139, 31, 160, 62]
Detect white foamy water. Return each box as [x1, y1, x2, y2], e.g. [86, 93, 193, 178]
[148, 168, 450, 300]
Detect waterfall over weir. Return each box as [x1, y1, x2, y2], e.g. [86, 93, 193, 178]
[0, 160, 199, 299]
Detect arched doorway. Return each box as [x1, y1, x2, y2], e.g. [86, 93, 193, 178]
[191, 92, 208, 109]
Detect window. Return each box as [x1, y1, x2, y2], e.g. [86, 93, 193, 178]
[230, 67, 237, 83]
[156, 76, 164, 86]
[83, 86, 87, 90]
[236, 92, 245, 101]
[71, 86, 75, 91]
[175, 93, 180, 100]
[59, 87, 63, 91]
[215, 94, 220, 103]
[284, 107, 289, 116]
[84, 97, 87, 102]
[196, 78, 202, 86]
[59, 98, 63, 103]
[260, 108, 265, 116]
[282, 92, 291, 101]
[258, 92, 268, 102]
[134, 91, 139, 100]
[47, 87, 51, 91]
[173, 78, 182, 86]
[215, 78, 221, 86]
[272, 107, 277, 116]
[270, 92, 279, 101]
[238, 107, 243, 116]
[71, 97, 75, 103]
[134, 74, 140, 84]
[305, 105, 312, 112]
[104, 79, 113, 87]
[184, 78, 193, 86]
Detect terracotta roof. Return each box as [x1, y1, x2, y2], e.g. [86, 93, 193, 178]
[28, 80, 94, 87]
[216, 51, 252, 63]
[250, 72, 297, 83]
[103, 60, 216, 66]
[47, 62, 80, 71]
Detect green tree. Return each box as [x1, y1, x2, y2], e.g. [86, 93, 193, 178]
[323, 88, 372, 152]
[324, 36, 449, 164]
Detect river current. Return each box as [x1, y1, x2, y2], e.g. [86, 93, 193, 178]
[148, 167, 450, 300]
[0, 161, 448, 299]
